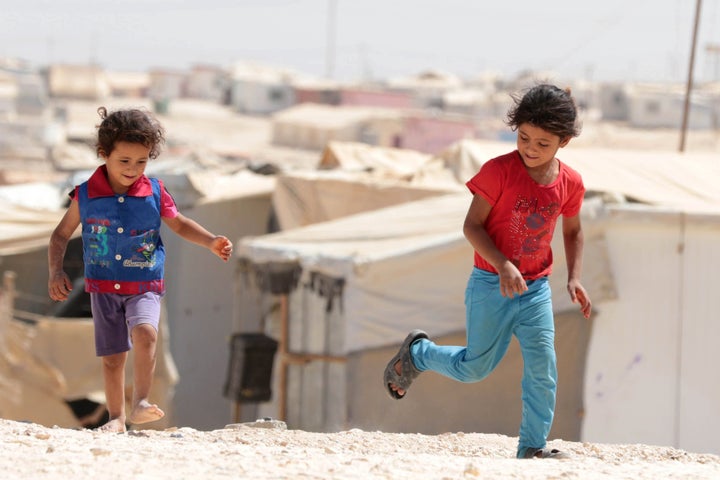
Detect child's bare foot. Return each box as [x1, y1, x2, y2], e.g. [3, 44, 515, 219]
[129, 399, 164, 425]
[96, 417, 127, 433]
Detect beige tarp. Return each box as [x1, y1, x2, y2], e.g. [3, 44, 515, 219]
[274, 138, 720, 236]
[238, 192, 612, 354]
[235, 193, 610, 438]
[272, 170, 461, 230]
[271, 104, 403, 150]
[0, 277, 178, 429]
[439, 139, 720, 214]
[319, 141, 462, 188]
[319, 141, 434, 177]
[273, 141, 463, 230]
[0, 200, 68, 256]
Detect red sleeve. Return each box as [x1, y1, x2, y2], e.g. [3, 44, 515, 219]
[562, 167, 586, 217]
[157, 179, 179, 218]
[465, 158, 504, 206]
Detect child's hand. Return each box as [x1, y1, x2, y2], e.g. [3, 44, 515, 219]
[210, 235, 233, 262]
[567, 279, 592, 319]
[497, 261, 528, 298]
[48, 271, 73, 301]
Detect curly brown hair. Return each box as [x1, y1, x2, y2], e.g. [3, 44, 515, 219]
[95, 107, 166, 159]
[505, 84, 581, 139]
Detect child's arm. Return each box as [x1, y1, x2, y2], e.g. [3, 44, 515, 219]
[48, 200, 81, 301]
[162, 213, 233, 262]
[562, 214, 592, 319]
[463, 194, 528, 298]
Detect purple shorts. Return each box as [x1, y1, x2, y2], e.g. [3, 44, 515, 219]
[90, 292, 162, 357]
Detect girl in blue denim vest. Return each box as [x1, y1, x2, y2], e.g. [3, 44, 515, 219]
[48, 107, 233, 433]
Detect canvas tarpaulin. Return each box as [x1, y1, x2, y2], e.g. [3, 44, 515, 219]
[237, 193, 614, 354]
[439, 140, 720, 214]
[0, 199, 69, 256]
[234, 193, 610, 435]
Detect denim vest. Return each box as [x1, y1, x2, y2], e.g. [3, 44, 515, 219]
[78, 178, 166, 294]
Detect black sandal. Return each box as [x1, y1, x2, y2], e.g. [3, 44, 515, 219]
[523, 448, 570, 459]
[383, 329, 428, 399]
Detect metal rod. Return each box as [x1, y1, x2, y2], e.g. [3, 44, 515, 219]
[679, 0, 702, 152]
[278, 294, 289, 421]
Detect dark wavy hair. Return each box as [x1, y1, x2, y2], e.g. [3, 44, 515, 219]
[95, 107, 166, 159]
[505, 84, 581, 139]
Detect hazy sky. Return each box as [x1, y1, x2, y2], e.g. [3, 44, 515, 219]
[2, 0, 719, 84]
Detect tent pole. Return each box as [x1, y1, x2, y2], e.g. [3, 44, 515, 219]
[3, 271, 17, 312]
[278, 294, 289, 422]
[232, 401, 241, 423]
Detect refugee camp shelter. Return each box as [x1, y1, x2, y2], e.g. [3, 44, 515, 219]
[272, 141, 462, 230]
[235, 140, 720, 455]
[234, 192, 608, 442]
[271, 104, 403, 151]
[229, 62, 300, 115]
[157, 168, 276, 429]
[46, 64, 109, 100]
[625, 83, 716, 129]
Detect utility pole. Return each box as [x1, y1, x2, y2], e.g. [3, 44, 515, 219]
[325, 0, 337, 79]
[679, 0, 702, 153]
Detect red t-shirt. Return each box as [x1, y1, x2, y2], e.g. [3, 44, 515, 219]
[465, 150, 585, 280]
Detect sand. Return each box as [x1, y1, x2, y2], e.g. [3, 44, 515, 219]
[1, 418, 719, 480]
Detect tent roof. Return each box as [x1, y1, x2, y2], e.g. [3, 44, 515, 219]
[240, 193, 470, 278]
[439, 140, 720, 214]
[240, 136, 720, 283]
[318, 141, 461, 188]
[565, 146, 720, 213]
[0, 168, 275, 256]
[243, 140, 720, 273]
[319, 141, 433, 176]
[237, 193, 617, 353]
[0, 199, 68, 255]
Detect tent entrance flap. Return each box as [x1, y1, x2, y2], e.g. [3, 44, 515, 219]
[238, 258, 302, 295]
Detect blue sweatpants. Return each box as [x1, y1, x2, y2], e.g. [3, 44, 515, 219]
[410, 267, 557, 458]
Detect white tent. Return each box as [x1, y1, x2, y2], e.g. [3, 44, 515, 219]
[235, 192, 612, 440]
[270, 141, 464, 231]
[157, 169, 276, 429]
[271, 104, 403, 150]
[0, 199, 67, 256]
[580, 206, 720, 455]
[238, 192, 613, 352]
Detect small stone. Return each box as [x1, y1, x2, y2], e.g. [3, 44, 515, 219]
[224, 418, 287, 430]
[90, 448, 112, 457]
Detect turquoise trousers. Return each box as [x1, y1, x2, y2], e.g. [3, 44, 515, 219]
[411, 267, 557, 458]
